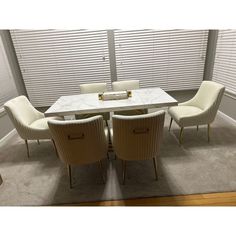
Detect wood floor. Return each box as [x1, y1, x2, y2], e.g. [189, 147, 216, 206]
[63, 192, 236, 206]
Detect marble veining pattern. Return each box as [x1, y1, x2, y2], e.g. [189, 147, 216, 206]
[45, 87, 178, 117]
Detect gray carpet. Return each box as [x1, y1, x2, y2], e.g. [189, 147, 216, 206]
[0, 113, 236, 206]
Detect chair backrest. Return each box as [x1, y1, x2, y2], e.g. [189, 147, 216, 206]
[48, 116, 108, 165]
[112, 110, 165, 161]
[80, 83, 107, 94]
[4, 96, 43, 138]
[112, 80, 140, 91]
[190, 81, 225, 121]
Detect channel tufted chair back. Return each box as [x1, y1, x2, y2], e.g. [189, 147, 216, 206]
[111, 110, 165, 183]
[48, 116, 109, 188]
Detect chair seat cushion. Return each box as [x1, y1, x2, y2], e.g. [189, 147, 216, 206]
[168, 106, 203, 126]
[30, 117, 62, 130]
[28, 116, 63, 139]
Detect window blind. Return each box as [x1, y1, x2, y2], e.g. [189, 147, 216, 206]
[212, 30, 236, 95]
[0, 35, 18, 111]
[114, 30, 208, 91]
[10, 30, 111, 107]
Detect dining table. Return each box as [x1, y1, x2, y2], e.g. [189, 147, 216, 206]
[45, 87, 178, 117]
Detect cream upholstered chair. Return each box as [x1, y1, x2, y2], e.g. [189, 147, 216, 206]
[48, 116, 109, 188]
[168, 81, 225, 145]
[4, 95, 62, 158]
[112, 80, 140, 91]
[80, 82, 107, 94]
[75, 82, 110, 125]
[111, 110, 165, 184]
[112, 80, 148, 116]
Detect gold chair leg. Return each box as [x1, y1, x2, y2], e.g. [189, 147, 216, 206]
[67, 164, 72, 189]
[99, 160, 105, 184]
[179, 127, 184, 145]
[197, 125, 199, 131]
[52, 139, 59, 158]
[25, 139, 30, 158]
[168, 118, 173, 131]
[153, 158, 158, 180]
[122, 160, 126, 185]
[208, 124, 210, 143]
[37, 139, 40, 145]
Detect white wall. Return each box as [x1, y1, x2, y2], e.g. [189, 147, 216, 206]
[219, 94, 236, 120]
[0, 30, 27, 140]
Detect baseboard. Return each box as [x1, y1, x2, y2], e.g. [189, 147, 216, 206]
[0, 129, 16, 147]
[217, 111, 236, 126]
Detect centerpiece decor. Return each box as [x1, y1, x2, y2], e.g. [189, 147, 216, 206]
[98, 90, 132, 101]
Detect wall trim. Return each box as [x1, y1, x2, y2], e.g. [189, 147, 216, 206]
[0, 108, 6, 118]
[224, 91, 236, 100]
[0, 128, 16, 147]
[217, 111, 236, 126]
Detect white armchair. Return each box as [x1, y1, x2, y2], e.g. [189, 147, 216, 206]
[112, 80, 148, 116]
[111, 111, 165, 184]
[168, 81, 225, 144]
[75, 82, 110, 125]
[48, 116, 109, 188]
[80, 82, 107, 94]
[112, 80, 140, 91]
[4, 95, 62, 158]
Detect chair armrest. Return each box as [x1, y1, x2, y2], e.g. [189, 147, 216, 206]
[179, 97, 196, 106]
[32, 107, 45, 120]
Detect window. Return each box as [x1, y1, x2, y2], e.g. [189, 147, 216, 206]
[212, 30, 236, 95]
[10, 30, 111, 107]
[11, 29, 209, 107]
[114, 30, 208, 91]
[0, 35, 18, 112]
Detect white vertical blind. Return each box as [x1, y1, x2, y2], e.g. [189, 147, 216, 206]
[0, 35, 18, 110]
[114, 30, 208, 91]
[10, 30, 111, 107]
[213, 30, 236, 95]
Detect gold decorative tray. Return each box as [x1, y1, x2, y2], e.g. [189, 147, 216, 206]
[98, 90, 132, 100]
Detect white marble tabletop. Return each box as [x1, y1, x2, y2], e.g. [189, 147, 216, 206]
[45, 87, 178, 117]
